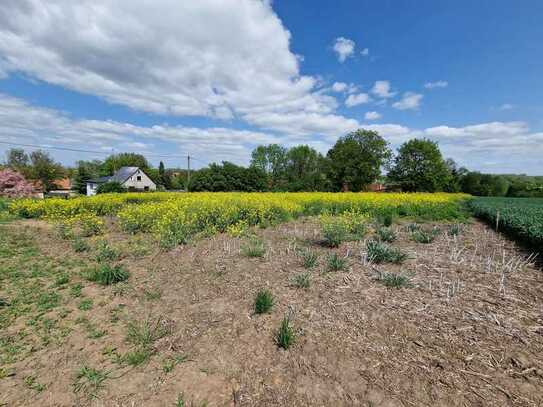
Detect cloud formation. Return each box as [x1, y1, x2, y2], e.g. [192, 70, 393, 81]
[333, 37, 356, 62]
[424, 80, 448, 89]
[1, 94, 541, 174]
[345, 93, 370, 107]
[0, 0, 358, 138]
[392, 92, 423, 110]
[371, 81, 396, 98]
[364, 111, 382, 120]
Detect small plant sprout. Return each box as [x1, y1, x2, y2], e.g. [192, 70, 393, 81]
[375, 271, 411, 288]
[275, 316, 295, 350]
[378, 212, 394, 227]
[241, 237, 266, 258]
[254, 289, 274, 314]
[366, 240, 407, 264]
[86, 264, 129, 285]
[376, 227, 396, 243]
[326, 253, 347, 272]
[300, 249, 318, 269]
[406, 223, 421, 233]
[291, 272, 311, 289]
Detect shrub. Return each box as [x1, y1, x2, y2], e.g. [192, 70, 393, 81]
[377, 212, 394, 227]
[375, 271, 411, 288]
[366, 240, 407, 264]
[321, 219, 349, 247]
[241, 237, 266, 258]
[86, 264, 129, 285]
[254, 289, 274, 314]
[299, 249, 318, 269]
[326, 253, 347, 271]
[275, 316, 295, 350]
[96, 182, 126, 194]
[291, 272, 311, 289]
[376, 227, 396, 242]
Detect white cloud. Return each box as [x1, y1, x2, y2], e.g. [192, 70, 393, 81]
[371, 80, 395, 98]
[361, 48, 369, 56]
[0, 93, 279, 166]
[424, 80, 448, 89]
[0, 0, 360, 138]
[364, 111, 382, 120]
[499, 103, 514, 110]
[392, 92, 423, 110]
[1, 93, 542, 174]
[345, 93, 370, 107]
[331, 82, 347, 92]
[333, 37, 355, 62]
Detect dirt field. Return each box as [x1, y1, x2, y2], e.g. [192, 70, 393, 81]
[1, 217, 542, 406]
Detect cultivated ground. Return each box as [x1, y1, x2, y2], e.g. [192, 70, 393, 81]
[1, 216, 542, 406]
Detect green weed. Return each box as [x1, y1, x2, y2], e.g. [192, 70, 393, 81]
[275, 316, 295, 350]
[299, 249, 318, 269]
[291, 272, 311, 289]
[366, 240, 407, 264]
[254, 289, 274, 314]
[375, 271, 411, 288]
[376, 227, 396, 242]
[326, 253, 347, 272]
[73, 365, 108, 397]
[86, 264, 129, 285]
[241, 237, 266, 258]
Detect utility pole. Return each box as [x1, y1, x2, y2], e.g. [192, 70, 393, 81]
[186, 155, 191, 191]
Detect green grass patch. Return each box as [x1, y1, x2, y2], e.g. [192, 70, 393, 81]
[254, 289, 274, 314]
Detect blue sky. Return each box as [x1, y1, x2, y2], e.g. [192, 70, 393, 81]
[0, 0, 542, 173]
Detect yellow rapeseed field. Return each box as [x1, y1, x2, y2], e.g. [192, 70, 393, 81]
[9, 192, 470, 246]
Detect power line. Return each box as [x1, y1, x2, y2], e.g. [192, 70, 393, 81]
[0, 139, 196, 160]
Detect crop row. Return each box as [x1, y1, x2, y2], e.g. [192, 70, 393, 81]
[469, 197, 543, 250]
[10, 192, 470, 246]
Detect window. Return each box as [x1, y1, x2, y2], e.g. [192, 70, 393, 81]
[137, 176, 142, 181]
[144, 186, 149, 191]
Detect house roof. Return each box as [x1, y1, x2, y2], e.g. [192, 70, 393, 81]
[53, 178, 72, 190]
[88, 167, 142, 184]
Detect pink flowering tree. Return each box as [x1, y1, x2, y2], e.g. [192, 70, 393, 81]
[0, 168, 35, 198]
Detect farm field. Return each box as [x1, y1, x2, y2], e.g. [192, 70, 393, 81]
[1, 192, 543, 406]
[470, 197, 543, 251]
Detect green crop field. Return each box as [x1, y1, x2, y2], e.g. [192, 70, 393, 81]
[469, 197, 543, 250]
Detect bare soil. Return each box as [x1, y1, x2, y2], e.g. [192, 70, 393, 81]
[1, 218, 543, 406]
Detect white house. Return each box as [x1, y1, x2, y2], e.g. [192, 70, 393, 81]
[86, 167, 157, 196]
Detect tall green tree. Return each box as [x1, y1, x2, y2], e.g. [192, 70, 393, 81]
[388, 139, 450, 192]
[100, 153, 150, 176]
[73, 160, 102, 194]
[250, 144, 288, 189]
[29, 150, 65, 192]
[285, 145, 328, 191]
[326, 129, 392, 191]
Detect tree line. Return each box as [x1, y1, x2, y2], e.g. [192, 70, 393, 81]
[2, 129, 542, 197]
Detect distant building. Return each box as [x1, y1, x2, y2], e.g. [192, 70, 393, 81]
[47, 178, 77, 198]
[86, 167, 156, 196]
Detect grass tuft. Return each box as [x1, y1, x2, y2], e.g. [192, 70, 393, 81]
[376, 227, 396, 242]
[275, 316, 295, 350]
[72, 237, 90, 253]
[254, 289, 274, 314]
[86, 264, 129, 285]
[366, 240, 407, 264]
[73, 365, 108, 397]
[326, 252, 347, 272]
[291, 272, 311, 289]
[375, 271, 411, 288]
[299, 248, 318, 269]
[95, 240, 119, 263]
[448, 223, 462, 236]
[411, 228, 440, 244]
[241, 237, 266, 258]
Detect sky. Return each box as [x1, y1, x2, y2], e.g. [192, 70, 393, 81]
[0, 0, 542, 174]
